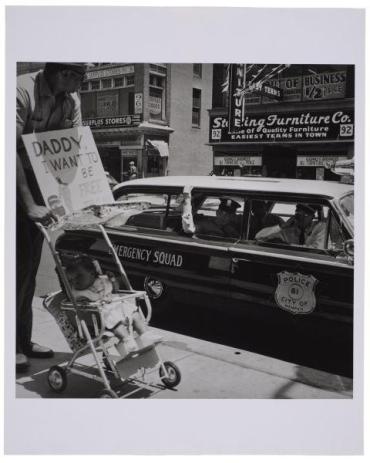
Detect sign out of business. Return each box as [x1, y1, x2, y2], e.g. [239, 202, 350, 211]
[210, 109, 354, 143]
[83, 114, 142, 129]
[215, 155, 262, 166]
[297, 155, 348, 167]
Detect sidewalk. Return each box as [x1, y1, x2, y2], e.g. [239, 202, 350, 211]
[16, 297, 353, 399]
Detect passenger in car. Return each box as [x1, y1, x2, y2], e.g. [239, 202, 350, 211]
[255, 203, 326, 249]
[248, 200, 285, 239]
[195, 197, 241, 238]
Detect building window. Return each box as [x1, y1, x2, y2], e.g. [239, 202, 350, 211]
[126, 75, 135, 86]
[80, 81, 89, 92]
[149, 74, 164, 88]
[102, 79, 112, 89]
[149, 64, 167, 74]
[192, 88, 201, 127]
[193, 63, 202, 78]
[149, 72, 166, 121]
[114, 77, 124, 87]
[91, 80, 100, 90]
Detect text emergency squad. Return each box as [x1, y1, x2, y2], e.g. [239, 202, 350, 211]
[112, 245, 183, 268]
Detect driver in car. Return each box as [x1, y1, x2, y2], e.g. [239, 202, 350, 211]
[255, 203, 326, 249]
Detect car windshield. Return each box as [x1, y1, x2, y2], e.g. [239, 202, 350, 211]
[339, 193, 354, 227]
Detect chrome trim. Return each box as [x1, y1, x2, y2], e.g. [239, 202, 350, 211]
[229, 247, 353, 269]
[102, 228, 230, 251]
[86, 228, 353, 269]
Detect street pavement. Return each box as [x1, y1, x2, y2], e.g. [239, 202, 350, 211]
[15, 296, 353, 399]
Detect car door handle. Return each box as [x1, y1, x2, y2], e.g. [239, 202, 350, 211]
[232, 257, 252, 264]
[231, 257, 252, 274]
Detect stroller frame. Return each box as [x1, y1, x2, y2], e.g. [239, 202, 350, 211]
[38, 222, 181, 398]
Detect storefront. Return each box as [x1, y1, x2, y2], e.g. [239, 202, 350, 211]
[82, 117, 172, 182]
[210, 64, 354, 180]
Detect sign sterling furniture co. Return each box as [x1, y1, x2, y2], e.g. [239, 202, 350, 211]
[22, 126, 114, 218]
[210, 109, 354, 143]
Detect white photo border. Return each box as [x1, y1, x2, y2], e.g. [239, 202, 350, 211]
[5, 6, 365, 455]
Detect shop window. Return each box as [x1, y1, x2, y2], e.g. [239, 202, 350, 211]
[192, 88, 201, 127]
[147, 155, 160, 176]
[193, 64, 202, 78]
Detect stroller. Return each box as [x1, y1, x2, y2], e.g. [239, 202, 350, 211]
[38, 221, 181, 398]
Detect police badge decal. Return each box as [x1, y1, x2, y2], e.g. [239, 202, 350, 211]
[275, 271, 318, 315]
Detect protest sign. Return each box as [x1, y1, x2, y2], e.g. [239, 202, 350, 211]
[22, 126, 114, 218]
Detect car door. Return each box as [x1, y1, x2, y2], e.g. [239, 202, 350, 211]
[228, 195, 353, 375]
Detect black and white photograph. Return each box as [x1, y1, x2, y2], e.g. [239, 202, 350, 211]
[4, 5, 365, 455]
[15, 61, 355, 399]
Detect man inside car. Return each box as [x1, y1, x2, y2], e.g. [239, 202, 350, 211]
[248, 200, 284, 239]
[195, 197, 241, 238]
[255, 203, 326, 249]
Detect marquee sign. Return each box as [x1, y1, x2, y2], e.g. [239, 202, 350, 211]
[210, 109, 354, 143]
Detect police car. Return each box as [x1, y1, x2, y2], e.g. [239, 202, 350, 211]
[56, 176, 354, 372]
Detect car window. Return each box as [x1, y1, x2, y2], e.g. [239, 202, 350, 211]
[106, 192, 184, 231]
[339, 193, 354, 227]
[328, 211, 346, 251]
[115, 192, 168, 207]
[192, 195, 244, 240]
[248, 199, 334, 252]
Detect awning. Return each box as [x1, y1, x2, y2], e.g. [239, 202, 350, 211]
[146, 139, 169, 157]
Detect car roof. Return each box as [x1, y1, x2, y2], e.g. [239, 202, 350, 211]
[113, 176, 353, 200]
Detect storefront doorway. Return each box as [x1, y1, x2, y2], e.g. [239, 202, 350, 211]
[262, 146, 297, 178]
[99, 146, 121, 183]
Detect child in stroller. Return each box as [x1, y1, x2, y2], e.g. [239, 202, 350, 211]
[65, 256, 161, 355]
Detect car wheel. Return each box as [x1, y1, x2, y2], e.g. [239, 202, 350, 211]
[143, 275, 173, 315]
[159, 361, 181, 388]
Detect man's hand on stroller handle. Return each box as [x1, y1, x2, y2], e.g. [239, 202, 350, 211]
[27, 204, 58, 226]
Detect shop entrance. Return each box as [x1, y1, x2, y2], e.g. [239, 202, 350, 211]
[99, 146, 121, 182]
[262, 146, 297, 178]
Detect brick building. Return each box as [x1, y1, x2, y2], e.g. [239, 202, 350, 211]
[80, 63, 213, 181]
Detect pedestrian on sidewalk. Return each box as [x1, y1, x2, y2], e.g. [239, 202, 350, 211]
[16, 62, 85, 372]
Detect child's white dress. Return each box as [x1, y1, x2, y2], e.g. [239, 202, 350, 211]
[71, 275, 137, 330]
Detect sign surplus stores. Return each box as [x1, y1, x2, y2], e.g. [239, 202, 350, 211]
[209, 64, 354, 180]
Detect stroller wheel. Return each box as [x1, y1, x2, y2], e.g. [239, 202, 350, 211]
[100, 389, 119, 399]
[48, 366, 67, 393]
[159, 361, 181, 388]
